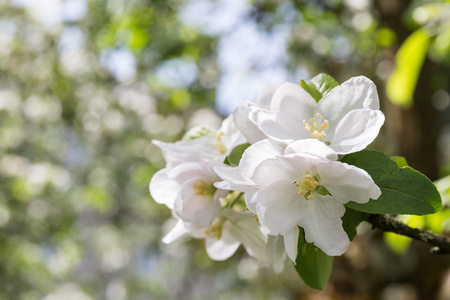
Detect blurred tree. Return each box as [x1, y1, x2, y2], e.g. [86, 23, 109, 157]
[0, 0, 225, 299]
[0, 0, 449, 299]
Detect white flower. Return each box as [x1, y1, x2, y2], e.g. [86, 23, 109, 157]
[150, 160, 226, 227]
[247, 76, 385, 154]
[215, 139, 381, 258]
[150, 115, 246, 224]
[162, 208, 268, 261]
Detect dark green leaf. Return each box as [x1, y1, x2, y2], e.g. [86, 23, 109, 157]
[295, 227, 333, 290]
[342, 208, 370, 241]
[341, 150, 442, 215]
[299, 73, 339, 103]
[224, 143, 251, 167]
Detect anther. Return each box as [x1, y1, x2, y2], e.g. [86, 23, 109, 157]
[215, 132, 227, 154]
[303, 115, 329, 142]
[294, 173, 320, 200]
[193, 180, 216, 196]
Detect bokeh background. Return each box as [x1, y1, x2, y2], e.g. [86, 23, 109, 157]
[1, 0, 450, 299]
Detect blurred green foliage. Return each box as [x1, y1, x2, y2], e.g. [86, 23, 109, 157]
[0, 1, 221, 299]
[0, 0, 449, 299]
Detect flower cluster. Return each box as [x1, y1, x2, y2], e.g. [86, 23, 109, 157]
[150, 75, 385, 268]
[150, 117, 269, 261]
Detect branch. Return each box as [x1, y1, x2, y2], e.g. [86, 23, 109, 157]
[367, 214, 450, 254]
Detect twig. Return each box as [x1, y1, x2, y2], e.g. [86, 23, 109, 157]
[367, 214, 450, 254]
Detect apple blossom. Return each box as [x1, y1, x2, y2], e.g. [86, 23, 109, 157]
[215, 139, 381, 257]
[148, 73, 444, 291]
[149, 114, 269, 262]
[247, 76, 385, 154]
[150, 115, 246, 218]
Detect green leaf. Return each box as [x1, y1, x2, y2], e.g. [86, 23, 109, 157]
[299, 73, 339, 103]
[295, 227, 333, 290]
[341, 150, 442, 215]
[386, 28, 430, 108]
[224, 143, 251, 167]
[390, 156, 409, 168]
[341, 208, 370, 241]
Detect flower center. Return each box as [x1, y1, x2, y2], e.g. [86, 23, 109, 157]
[294, 173, 329, 200]
[294, 173, 319, 200]
[303, 113, 329, 142]
[214, 132, 227, 155]
[204, 217, 224, 239]
[193, 179, 216, 196]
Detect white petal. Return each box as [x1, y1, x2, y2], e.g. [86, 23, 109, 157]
[251, 154, 318, 187]
[318, 161, 381, 204]
[330, 109, 385, 154]
[149, 168, 179, 209]
[167, 161, 211, 183]
[250, 83, 317, 143]
[249, 108, 301, 143]
[251, 156, 299, 186]
[269, 82, 316, 111]
[244, 187, 260, 213]
[256, 179, 302, 235]
[153, 136, 217, 166]
[285, 139, 338, 161]
[239, 139, 283, 181]
[266, 236, 287, 273]
[316, 76, 379, 137]
[205, 222, 241, 261]
[233, 106, 267, 144]
[213, 165, 252, 192]
[174, 178, 221, 227]
[162, 219, 189, 244]
[256, 84, 278, 108]
[284, 227, 299, 263]
[223, 209, 268, 261]
[298, 195, 349, 256]
[183, 221, 207, 239]
[219, 114, 248, 151]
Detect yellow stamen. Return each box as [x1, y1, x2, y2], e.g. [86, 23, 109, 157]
[253, 213, 259, 222]
[205, 218, 224, 239]
[303, 114, 329, 142]
[294, 173, 320, 200]
[214, 132, 227, 154]
[193, 180, 216, 196]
